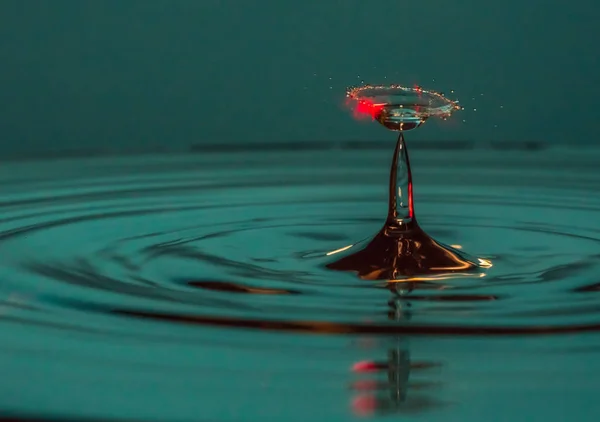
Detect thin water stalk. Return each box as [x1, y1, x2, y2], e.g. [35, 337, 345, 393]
[387, 132, 415, 227]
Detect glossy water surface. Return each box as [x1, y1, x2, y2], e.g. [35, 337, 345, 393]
[1, 144, 599, 421]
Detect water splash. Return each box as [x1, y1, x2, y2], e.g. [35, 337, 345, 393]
[326, 132, 491, 285]
[346, 84, 461, 131]
[328, 85, 490, 285]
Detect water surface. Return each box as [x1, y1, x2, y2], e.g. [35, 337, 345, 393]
[1, 143, 599, 421]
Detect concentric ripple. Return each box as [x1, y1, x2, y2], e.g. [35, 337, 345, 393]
[2, 145, 600, 421]
[1, 146, 600, 338]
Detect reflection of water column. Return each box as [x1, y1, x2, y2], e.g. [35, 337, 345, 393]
[387, 338, 411, 406]
[351, 297, 444, 417]
[350, 298, 412, 416]
[386, 297, 411, 408]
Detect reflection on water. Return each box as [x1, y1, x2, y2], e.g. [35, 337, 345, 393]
[350, 299, 445, 417]
[1, 144, 600, 421]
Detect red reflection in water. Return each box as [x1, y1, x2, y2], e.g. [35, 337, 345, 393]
[352, 394, 377, 417]
[352, 360, 379, 372]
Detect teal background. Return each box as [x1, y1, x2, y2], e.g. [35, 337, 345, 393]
[1, 3, 600, 421]
[0, 0, 598, 156]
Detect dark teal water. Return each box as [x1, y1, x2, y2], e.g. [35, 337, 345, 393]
[1, 144, 599, 421]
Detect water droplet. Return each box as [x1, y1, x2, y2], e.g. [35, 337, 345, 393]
[473, 108, 477, 112]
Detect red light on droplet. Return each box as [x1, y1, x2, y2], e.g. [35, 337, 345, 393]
[414, 84, 423, 98]
[350, 98, 384, 121]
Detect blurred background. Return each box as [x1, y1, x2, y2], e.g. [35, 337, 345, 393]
[1, 3, 600, 421]
[0, 0, 598, 157]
